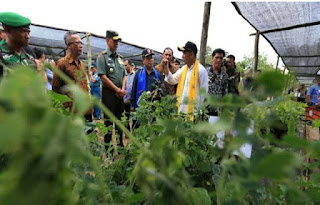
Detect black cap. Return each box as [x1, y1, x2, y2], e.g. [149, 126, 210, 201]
[172, 58, 180, 65]
[178, 41, 197, 55]
[142, 49, 154, 57]
[106, 30, 121, 41]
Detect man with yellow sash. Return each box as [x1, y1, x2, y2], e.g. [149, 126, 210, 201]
[164, 41, 208, 118]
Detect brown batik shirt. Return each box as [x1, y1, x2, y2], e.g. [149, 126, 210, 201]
[52, 53, 92, 113]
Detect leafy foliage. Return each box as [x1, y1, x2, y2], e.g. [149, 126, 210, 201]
[0, 66, 319, 205]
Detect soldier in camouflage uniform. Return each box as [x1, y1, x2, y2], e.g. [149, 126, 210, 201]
[0, 12, 36, 78]
[225, 54, 240, 95]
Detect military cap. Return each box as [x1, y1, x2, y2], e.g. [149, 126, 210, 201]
[178, 41, 197, 55]
[0, 12, 31, 28]
[106, 30, 121, 41]
[142, 49, 154, 57]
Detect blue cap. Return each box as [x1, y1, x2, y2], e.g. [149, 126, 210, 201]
[91, 62, 97, 68]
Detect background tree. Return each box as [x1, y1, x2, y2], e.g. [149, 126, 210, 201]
[237, 53, 275, 71]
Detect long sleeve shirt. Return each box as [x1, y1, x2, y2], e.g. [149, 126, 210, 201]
[130, 68, 162, 108]
[165, 62, 208, 113]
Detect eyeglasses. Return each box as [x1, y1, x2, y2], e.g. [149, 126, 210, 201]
[69, 41, 83, 46]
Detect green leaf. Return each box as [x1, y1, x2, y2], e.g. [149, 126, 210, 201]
[190, 188, 211, 205]
[256, 70, 286, 95]
[312, 119, 320, 128]
[69, 84, 91, 114]
[48, 91, 71, 104]
[282, 134, 309, 150]
[252, 152, 297, 179]
[127, 193, 145, 203]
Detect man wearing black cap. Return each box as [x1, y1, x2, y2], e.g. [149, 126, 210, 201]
[130, 49, 161, 110]
[97, 30, 126, 152]
[0, 12, 36, 78]
[164, 41, 208, 118]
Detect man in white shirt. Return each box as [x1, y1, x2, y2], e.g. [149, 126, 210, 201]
[163, 41, 208, 115]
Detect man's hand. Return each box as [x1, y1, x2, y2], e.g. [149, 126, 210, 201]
[160, 54, 170, 76]
[130, 107, 135, 112]
[115, 88, 126, 99]
[35, 59, 42, 71]
[160, 54, 169, 67]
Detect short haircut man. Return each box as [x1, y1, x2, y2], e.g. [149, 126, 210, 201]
[212, 48, 226, 58]
[225, 54, 240, 95]
[208, 48, 228, 98]
[33, 47, 45, 60]
[52, 31, 92, 121]
[307, 77, 320, 106]
[155, 47, 178, 96]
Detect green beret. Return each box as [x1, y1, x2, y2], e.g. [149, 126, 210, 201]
[0, 12, 31, 28]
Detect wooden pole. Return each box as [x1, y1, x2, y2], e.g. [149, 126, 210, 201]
[253, 32, 260, 75]
[86, 32, 92, 71]
[275, 56, 279, 71]
[199, 2, 211, 66]
[283, 70, 290, 95]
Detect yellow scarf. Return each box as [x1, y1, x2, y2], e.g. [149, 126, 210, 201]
[176, 60, 199, 118]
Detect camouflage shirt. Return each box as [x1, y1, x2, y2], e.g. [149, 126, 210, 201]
[226, 68, 240, 95]
[0, 39, 36, 78]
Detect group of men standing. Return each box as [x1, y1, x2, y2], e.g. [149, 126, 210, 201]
[0, 12, 242, 155]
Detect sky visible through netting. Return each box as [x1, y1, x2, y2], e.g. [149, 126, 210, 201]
[233, 2, 320, 84]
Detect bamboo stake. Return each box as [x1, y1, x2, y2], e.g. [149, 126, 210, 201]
[253, 32, 260, 76]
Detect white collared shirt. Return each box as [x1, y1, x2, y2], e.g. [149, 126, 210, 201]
[165, 62, 208, 113]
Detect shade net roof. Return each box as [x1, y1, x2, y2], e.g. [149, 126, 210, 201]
[29, 24, 165, 68]
[233, 2, 320, 84]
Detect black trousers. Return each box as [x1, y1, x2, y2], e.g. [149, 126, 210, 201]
[102, 88, 124, 151]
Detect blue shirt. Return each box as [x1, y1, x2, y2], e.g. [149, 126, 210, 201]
[307, 84, 320, 105]
[46, 68, 53, 90]
[124, 71, 135, 103]
[130, 68, 162, 108]
[90, 72, 101, 87]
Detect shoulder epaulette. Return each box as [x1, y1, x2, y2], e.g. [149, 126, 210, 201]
[101, 50, 107, 54]
[118, 54, 123, 58]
